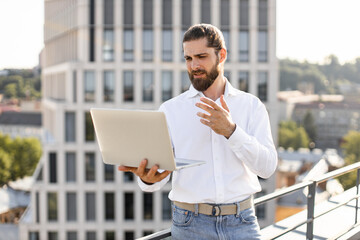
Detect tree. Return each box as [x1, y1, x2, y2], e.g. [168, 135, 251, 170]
[278, 121, 310, 150]
[0, 149, 11, 186]
[4, 83, 17, 98]
[338, 131, 360, 190]
[302, 110, 317, 144]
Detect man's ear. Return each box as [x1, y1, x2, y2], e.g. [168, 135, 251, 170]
[219, 48, 227, 63]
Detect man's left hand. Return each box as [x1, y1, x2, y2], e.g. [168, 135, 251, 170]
[196, 95, 236, 139]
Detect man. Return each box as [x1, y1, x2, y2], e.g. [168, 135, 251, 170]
[119, 24, 277, 240]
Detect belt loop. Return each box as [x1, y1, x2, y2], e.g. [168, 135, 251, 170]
[235, 202, 241, 217]
[194, 204, 199, 216]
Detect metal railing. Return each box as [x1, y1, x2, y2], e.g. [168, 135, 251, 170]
[138, 162, 360, 240]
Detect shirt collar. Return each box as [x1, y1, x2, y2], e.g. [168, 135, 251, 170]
[186, 77, 237, 99]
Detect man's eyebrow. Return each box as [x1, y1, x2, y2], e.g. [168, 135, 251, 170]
[184, 52, 208, 58]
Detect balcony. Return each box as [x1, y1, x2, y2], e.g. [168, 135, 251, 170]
[138, 162, 360, 240]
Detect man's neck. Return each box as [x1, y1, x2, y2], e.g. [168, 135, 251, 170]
[203, 75, 226, 101]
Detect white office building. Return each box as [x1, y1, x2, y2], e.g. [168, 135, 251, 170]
[19, 0, 278, 239]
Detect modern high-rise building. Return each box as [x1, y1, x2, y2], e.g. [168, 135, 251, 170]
[19, 0, 278, 239]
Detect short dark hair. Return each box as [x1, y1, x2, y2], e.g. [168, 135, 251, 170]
[183, 24, 226, 53]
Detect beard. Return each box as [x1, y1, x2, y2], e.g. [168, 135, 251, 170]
[188, 58, 220, 92]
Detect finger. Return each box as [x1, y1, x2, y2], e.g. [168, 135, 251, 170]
[157, 171, 172, 181]
[200, 118, 211, 127]
[220, 95, 230, 112]
[118, 165, 137, 172]
[197, 112, 211, 120]
[200, 97, 221, 111]
[196, 102, 215, 113]
[137, 159, 148, 176]
[147, 165, 159, 178]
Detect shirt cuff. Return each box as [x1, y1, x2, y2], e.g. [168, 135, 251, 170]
[136, 176, 163, 192]
[227, 124, 251, 150]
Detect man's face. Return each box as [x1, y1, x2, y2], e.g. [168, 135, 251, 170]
[183, 38, 220, 92]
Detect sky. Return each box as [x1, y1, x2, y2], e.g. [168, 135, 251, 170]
[0, 0, 359, 69]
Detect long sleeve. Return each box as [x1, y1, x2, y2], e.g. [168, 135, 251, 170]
[137, 173, 171, 192]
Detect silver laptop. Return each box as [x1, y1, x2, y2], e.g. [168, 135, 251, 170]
[90, 108, 205, 171]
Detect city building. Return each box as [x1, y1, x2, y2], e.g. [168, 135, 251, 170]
[19, 0, 278, 239]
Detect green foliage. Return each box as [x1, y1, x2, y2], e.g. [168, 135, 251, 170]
[0, 132, 42, 186]
[338, 131, 360, 190]
[302, 111, 317, 143]
[278, 121, 310, 150]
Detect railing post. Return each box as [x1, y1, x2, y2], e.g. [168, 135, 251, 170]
[306, 182, 316, 240]
[356, 169, 360, 224]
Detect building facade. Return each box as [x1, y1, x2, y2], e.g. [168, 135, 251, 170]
[20, 0, 278, 239]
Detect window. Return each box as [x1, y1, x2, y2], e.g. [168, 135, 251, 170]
[201, 0, 211, 23]
[124, 193, 134, 220]
[84, 71, 95, 102]
[123, 71, 134, 102]
[143, 0, 153, 26]
[104, 164, 114, 181]
[29, 232, 39, 240]
[220, 0, 230, 27]
[181, 71, 191, 93]
[162, 30, 173, 62]
[66, 192, 77, 221]
[239, 71, 249, 92]
[162, 0, 172, 26]
[124, 172, 134, 182]
[49, 152, 57, 183]
[181, 0, 192, 29]
[143, 193, 153, 220]
[258, 0, 268, 27]
[162, 192, 171, 220]
[143, 71, 154, 102]
[66, 153, 76, 182]
[103, 29, 114, 61]
[124, 29, 134, 61]
[36, 167, 43, 182]
[35, 192, 40, 223]
[73, 71, 77, 103]
[104, 71, 115, 102]
[124, 0, 133, 25]
[67, 232, 77, 240]
[86, 192, 96, 221]
[162, 71, 173, 101]
[143, 29, 153, 61]
[48, 232, 58, 240]
[105, 192, 115, 221]
[239, 31, 249, 62]
[258, 31, 268, 62]
[125, 232, 134, 240]
[143, 231, 154, 237]
[65, 112, 76, 142]
[85, 152, 96, 182]
[86, 232, 96, 240]
[105, 232, 115, 240]
[224, 71, 231, 81]
[104, 0, 114, 25]
[89, 0, 95, 62]
[85, 112, 95, 141]
[222, 30, 230, 60]
[258, 71, 268, 102]
[239, 0, 249, 26]
[47, 192, 58, 221]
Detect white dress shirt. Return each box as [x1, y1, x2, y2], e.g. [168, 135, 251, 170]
[137, 80, 277, 204]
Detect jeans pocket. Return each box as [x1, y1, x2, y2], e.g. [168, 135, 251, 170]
[172, 205, 194, 227]
[240, 208, 258, 224]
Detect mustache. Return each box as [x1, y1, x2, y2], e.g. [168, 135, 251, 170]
[191, 70, 207, 75]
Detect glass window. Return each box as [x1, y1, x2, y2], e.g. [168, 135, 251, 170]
[143, 0, 153, 25]
[105, 232, 115, 240]
[29, 232, 39, 240]
[258, 71, 268, 102]
[222, 30, 230, 60]
[258, 0, 268, 27]
[89, 0, 95, 62]
[47, 192, 58, 221]
[143, 71, 154, 102]
[181, 71, 191, 93]
[85, 152, 96, 182]
[66, 192, 77, 221]
[104, 71, 115, 102]
[104, 0, 114, 25]
[124, 172, 134, 182]
[238, 71, 249, 92]
[162, 0, 172, 26]
[105, 192, 115, 221]
[123, 71, 134, 102]
[162, 192, 171, 220]
[162, 30, 173, 62]
[104, 164, 114, 181]
[85, 112, 95, 141]
[143, 29, 153, 61]
[124, 193, 134, 220]
[143, 231, 153, 237]
[124, 29, 134, 61]
[65, 112, 76, 142]
[86, 232, 96, 240]
[67, 232, 77, 240]
[181, 0, 192, 29]
[73, 71, 77, 103]
[239, 0, 249, 26]
[220, 0, 230, 27]
[224, 71, 231, 81]
[86, 192, 96, 221]
[239, 31, 249, 62]
[143, 193, 153, 220]
[84, 71, 95, 102]
[162, 71, 173, 101]
[124, 0, 133, 25]
[103, 29, 114, 62]
[49, 152, 57, 183]
[125, 232, 134, 240]
[35, 192, 40, 223]
[48, 232, 58, 240]
[258, 31, 268, 62]
[66, 152, 76, 182]
[201, 0, 211, 23]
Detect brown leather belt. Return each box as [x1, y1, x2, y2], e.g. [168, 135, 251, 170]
[173, 197, 253, 216]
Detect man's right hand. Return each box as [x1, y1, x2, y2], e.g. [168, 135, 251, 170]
[118, 159, 172, 185]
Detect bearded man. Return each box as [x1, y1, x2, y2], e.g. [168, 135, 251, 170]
[119, 24, 277, 240]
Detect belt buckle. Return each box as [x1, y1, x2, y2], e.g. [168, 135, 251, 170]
[212, 205, 221, 216]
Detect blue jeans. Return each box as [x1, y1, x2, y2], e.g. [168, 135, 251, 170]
[171, 203, 262, 240]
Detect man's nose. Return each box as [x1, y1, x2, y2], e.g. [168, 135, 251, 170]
[191, 60, 200, 70]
